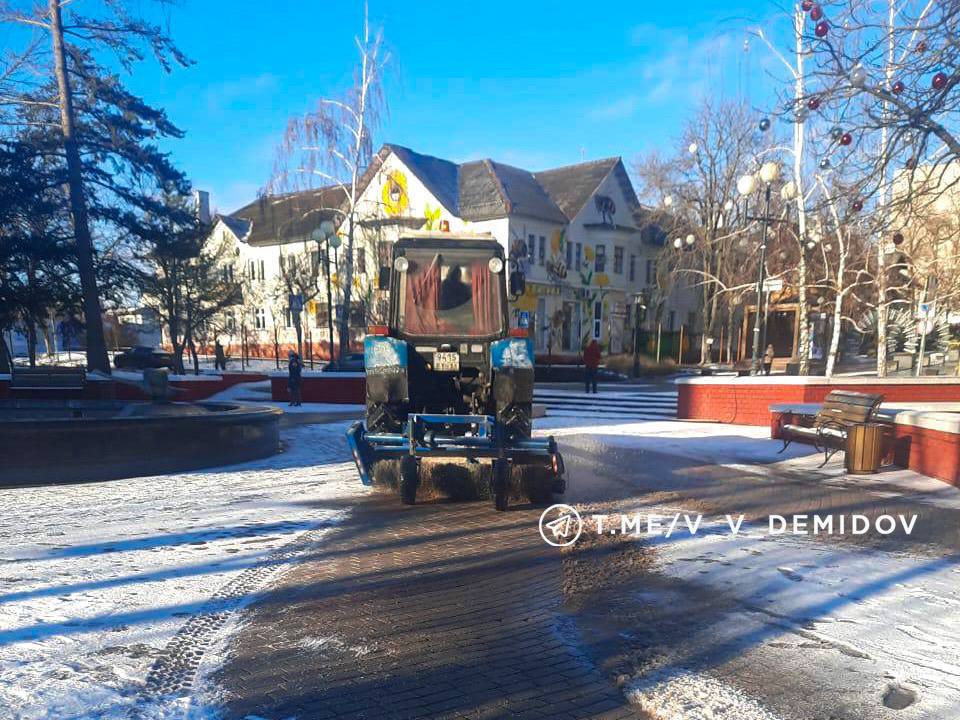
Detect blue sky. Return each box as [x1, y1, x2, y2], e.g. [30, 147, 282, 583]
[127, 0, 784, 214]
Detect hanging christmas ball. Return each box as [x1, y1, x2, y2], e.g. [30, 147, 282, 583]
[795, 107, 810, 123]
[815, 20, 829, 38]
[893, 232, 904, 245]
[819, 157, 831, 170]
[916, 41, 927, 53]
[933, 72, 948, 90]
[802, 0, 813, 9]
[810, 4, 823, 21]
[851, 199, 863, 212]
[850, 66, 868, 87]
[840, 132, 853, 146]
[892, 80, 905, 94]
[759, 117, 771, 132]
[830, 126, 843, 141]
[807, 96, 821, 110]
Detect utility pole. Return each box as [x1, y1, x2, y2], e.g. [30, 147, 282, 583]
[48, 0, 110, 373]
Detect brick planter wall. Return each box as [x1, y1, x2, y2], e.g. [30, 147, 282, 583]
[0, 372, 267, 403]
[678, 376, 960, 426]
[271, 372, 365, 404]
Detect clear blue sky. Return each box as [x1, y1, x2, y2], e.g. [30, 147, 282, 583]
[128, 0, 782, 215]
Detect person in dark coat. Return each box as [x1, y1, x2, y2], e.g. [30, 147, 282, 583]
[287, 350, 303, 406]
[214, 340, 226, 371]
[583, 339, 601, 394]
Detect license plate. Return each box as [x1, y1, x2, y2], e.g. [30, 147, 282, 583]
[433, 351, 460, 372]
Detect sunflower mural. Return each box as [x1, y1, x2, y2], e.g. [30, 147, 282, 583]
[545, 228, 567, 282]
[381, 169, 410, 217]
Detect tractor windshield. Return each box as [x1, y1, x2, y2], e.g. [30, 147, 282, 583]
[397, 249, 503, 337]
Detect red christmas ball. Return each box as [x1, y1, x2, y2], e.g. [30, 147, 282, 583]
[840, 132, 853, 146]
[933, 72, 948, 90]
[802, 0, 813, 9]
[851, 199, 863, 212]
[893, 232, 904, 245]
[810, 5, 823, 21]
[815, 20, 829, 38]
[807, 96, 821, 110]
[892, 80, 905, 94]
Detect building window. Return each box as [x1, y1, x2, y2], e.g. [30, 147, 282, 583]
[315, 303, 329, 327]
[356, 247, 366, 275]
[527, 234, 536, 265]
[614, 246, 624, 274]
[595, 244, 606, 272]
[538, 236, 546, 266]
[575, 243, 582, 270]
[254, 307, 266, 330]
[248, 260, 255, 279]
[593, 302, 602, 340]
[565, 238, 572, 269]
[310, 249, 320, 273]
[645, 259, 655, 285]
[668, 310, 676, 331]
[629, 254, 636, 282]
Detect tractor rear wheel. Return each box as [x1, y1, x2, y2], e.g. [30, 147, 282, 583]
[399, 456, 419, 505]
[492, 459, 509, 512]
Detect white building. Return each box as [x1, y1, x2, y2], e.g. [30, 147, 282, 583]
[206, 144, 699, 362]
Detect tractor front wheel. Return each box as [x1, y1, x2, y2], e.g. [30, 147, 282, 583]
[492, 459, 509, 512]
[399, 456, 419, 505]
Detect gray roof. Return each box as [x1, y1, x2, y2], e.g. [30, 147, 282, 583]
[384, 144, 460, 216]
[533, 157, 620, 220]
[226, 186, 347, 247]
[217, 214, 251, 241]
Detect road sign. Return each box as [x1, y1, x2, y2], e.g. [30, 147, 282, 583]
[288, 293, 304, 312]
[517, 311, 530, 328]
[762, 277, 784, 292]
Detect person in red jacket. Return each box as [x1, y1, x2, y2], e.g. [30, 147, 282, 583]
[583, 339, 601, 394]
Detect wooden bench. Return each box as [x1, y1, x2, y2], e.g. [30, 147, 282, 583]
[778, 390, 884, 467]
[9, 367, 86, 392]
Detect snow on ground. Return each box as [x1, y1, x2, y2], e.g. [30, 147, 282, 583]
[0, 421, 364, 719]
[631, 516, 960, 718]
[537, 415, 960, 718]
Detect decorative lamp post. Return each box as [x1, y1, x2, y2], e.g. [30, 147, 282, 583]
[740, 161, 781, 374]
[312, 220, 340, 367]
[631, 291, 648, 378]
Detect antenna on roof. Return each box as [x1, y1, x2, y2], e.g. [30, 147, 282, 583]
[579, 147, 586, 162]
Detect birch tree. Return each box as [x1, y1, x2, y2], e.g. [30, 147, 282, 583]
[273, 7, 388, 366]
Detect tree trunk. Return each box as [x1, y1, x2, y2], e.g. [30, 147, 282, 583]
[27, 323, 37, 368]
[0, 334, 11, 374]
[188, 334, 200, 375]
[793, 7, 811, 375]
[48, 0, 110, 374]
[339, 214, 355, 365]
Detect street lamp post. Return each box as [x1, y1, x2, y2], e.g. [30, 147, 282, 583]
[739, 161, 781, 375]
[311, 221, 341, 368]
[631, 291, 648, 377]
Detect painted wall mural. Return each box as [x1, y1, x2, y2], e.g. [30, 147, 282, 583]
[381, 169, 410, 217]
[594, 194, 616, 225]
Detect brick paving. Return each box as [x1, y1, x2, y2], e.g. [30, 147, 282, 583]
[216, 492, 644, 719]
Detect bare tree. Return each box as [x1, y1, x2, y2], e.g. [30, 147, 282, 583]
[801, 0, 960, 374]
[634, 100, 763, 364]
[273, 6, 388, 366]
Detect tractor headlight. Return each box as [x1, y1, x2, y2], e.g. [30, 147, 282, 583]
[394, 256, 409, 273]
[488, 257, 504, 274]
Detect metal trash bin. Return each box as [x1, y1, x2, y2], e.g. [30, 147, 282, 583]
[846, 423, 885, 475]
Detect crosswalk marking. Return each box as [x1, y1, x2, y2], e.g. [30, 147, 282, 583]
[534, 389, 678, 422]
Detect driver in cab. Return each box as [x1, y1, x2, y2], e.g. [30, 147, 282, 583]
[439, 264, 471, 310]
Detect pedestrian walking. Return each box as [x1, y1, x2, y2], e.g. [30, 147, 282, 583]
[287, 350, 303, 406]
[763, 344, 775, 376]
[583, 339, 601, 394]
[214, 339, 226, 371]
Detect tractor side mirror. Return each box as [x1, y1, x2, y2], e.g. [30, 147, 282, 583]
[377, 266, 391, 290]
[509, 270, 526, 298]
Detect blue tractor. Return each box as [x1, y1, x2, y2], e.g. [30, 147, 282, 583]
[346, 233, 565, 510]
